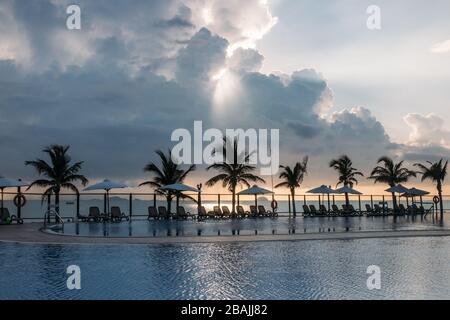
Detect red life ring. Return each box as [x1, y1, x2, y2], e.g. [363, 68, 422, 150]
[433, 196, 440, 204]
[13, 194, 27, 208]
[271, 199, 278, 210]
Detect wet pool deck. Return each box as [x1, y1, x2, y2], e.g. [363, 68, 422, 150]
[1, 223, 450, 245]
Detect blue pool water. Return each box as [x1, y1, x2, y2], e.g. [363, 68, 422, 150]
[49, 215, 448, 237]
[1, 237, 450, 300]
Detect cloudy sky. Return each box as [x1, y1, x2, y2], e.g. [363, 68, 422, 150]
[0, 0, 449, 193]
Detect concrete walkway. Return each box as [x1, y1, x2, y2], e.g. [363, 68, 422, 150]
[1, 223, 450, 246]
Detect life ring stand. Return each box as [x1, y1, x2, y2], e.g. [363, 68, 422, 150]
[13, 194, 27, 208]
[433, 196, 440, 204]
[271, 199, 278, 211]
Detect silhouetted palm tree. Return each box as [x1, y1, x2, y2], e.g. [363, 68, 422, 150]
[25, 145, 88, 218]
[275, 157, 308, 217]
[140, 149, 195, 213]
[368, 156, 416, 211]
[414, 159, 448, 216]
[329, 155, 364, 206]
[206, 138, 265, 213]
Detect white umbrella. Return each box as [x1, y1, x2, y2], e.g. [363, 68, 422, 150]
[160, 183, 199, 211]
[306, 185, 336, 210]
[238, 185, 273, 207]
[0, 178, 28, 211]
[84, 179, 128, 215]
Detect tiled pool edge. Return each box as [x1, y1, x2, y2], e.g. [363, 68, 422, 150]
[1, 223, 450, 246]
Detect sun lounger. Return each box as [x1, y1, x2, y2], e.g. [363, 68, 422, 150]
[247, 205, 258, 217]
[198, 206, 212, 220]
[212, 206, 223, 218]
[302, 205, 311, 216]
[158, 206, 171, 219]
[309, 205, 319, 216]
[346, 204, 360, 216]
[79, 206, 106, 222]
[110, 206, 129, 222]
[148, 206, 159, 220]
[319, 205, 328, 215]
[373, 204, 383, 215]
[236, 206, 249, 218]
[331, 204, 341, 215]
[176, 206, 192, 219]
[258, 205, 272, 217]
[0, 208, 23, 225]
[221, 206, 233, 219]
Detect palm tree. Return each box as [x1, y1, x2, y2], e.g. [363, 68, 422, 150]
[275, 157, 308, 217]
[329, 155, 364, 206]
[25, 145, 88, 219]
[140, 149, 195, 214]
[414, 159, 448, 216]
[206, 138, 265, 213]
[368, 156, 416, 211]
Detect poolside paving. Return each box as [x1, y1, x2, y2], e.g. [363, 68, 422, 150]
[1, 222, 450, 245]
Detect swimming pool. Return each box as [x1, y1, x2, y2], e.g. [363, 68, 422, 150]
[46, 215, 449, 238]
[1, 237, 449, 299]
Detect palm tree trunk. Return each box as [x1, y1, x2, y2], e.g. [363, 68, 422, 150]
[291, 189, 296, 217]
[231, 187, 236, 214]
[55, 191, 60, 223]
[391, 192, 397, 214]
[345, 193, 350, 207]
[167, 193, 172, 214]
[438, 183, 444, 217]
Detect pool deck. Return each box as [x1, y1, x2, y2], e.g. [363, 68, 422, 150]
[1, 223, 450, 245]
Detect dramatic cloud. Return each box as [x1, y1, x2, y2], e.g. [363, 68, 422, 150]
[0, 0, 448, 189]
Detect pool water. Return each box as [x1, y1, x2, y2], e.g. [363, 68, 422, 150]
[1, 237, 449, 300]
[49, 215, 449, 238]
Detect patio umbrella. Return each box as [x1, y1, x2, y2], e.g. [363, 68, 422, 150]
[385, 184, 410, 194]
[237, 185, 273, 208]
[0, 178, 28, 212]
[335, 187, 362, 195]
[306, 185, 336, 211]
[385, 184, 410, 208]
[160, 183, 199, 211]
[335, 186, 362, 207]
[84, 179, 128, 215]
[401, 187, 430, 206]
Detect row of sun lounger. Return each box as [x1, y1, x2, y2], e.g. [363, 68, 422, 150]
[77, 202, 431, 222]
[303, 204, 364, 217]
[79, 206, 130, 222]
[303, 203, 431, 217]
[148, 205, 278, 220]
[78, 204, 277, 222]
